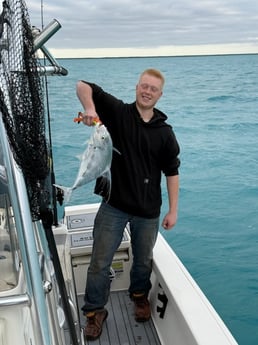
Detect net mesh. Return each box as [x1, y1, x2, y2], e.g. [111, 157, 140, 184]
[0, 0, 50, 221]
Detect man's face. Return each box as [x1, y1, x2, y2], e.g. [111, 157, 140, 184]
[136, 74, 163, 110]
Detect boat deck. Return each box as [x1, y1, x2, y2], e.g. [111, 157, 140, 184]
[77, 291, 161, 345]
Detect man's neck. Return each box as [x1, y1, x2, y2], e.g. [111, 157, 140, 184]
[137, 105, 154, 123]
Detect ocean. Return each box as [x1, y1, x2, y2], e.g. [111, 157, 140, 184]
[48, 54, 258, 345]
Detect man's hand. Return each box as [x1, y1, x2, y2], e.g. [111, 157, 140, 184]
[76, 111, 99, 126]
[162, 211, 177, 230]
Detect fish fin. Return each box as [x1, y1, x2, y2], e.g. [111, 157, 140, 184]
[94, 172, 111, 202]
[76, 154, 83, 161]
[113, 147, 121, 155]
[53, 184, 73, 203]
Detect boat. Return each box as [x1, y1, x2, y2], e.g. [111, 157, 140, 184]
[0, 0, 238, 344]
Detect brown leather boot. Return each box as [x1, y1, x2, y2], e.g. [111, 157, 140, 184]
[84, 309, 108, 340]
[132, 293, 151, 322]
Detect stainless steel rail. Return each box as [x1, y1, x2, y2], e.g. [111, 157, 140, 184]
[32, 19, 68, 76]
[0, 294, 30, 307]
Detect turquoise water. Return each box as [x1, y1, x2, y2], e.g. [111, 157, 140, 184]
[48, 54, 258, 345]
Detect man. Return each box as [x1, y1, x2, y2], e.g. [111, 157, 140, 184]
[76, 68, 180, 340]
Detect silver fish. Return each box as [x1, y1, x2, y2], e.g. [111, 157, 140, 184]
[54, 123, 114, 202]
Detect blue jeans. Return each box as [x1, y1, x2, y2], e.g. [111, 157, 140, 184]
[82, 202, 159, 313]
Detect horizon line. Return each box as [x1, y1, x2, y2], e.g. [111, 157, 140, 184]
[47, 42, 258, 59]
[51, 52, 258, 60]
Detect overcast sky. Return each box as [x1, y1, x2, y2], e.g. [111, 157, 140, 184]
[24, 0, 258, 57]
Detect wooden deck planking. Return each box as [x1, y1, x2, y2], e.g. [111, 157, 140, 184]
[77, 291, 161, 345]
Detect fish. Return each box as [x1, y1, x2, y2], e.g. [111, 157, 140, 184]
[54, 123, 115, 203]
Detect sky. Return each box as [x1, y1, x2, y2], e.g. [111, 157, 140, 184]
[23, 0, 258, 57]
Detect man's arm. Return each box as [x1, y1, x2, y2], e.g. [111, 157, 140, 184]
[76, 81, 98, 126]
[162, 175, 179, 230]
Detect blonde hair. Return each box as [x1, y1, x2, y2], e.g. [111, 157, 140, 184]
[140, 68, 165, 87]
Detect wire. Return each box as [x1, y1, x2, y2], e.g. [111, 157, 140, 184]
[40, 0, 44, 30]
[39, 0, 59, 224]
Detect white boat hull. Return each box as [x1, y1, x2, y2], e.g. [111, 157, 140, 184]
[151, 234, 237, 345]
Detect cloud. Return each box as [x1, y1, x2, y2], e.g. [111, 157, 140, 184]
[21, 0, 258, 56]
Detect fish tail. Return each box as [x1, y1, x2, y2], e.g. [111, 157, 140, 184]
[53, 184, 73, 203]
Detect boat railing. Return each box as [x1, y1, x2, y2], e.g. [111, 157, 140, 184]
[0, 115, 55, 345]
[0, 293, 30, 307]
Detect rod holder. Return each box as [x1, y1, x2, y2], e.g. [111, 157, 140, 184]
[33, 19, 61, 52]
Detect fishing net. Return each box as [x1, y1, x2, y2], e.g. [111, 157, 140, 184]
[0, 0, 50, 220]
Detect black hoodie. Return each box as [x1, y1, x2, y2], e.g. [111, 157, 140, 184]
[82, 81, 180, 218]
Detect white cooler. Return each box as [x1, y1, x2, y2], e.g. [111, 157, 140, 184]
[64, 203, 132, 295]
